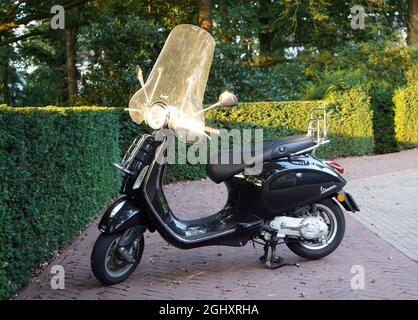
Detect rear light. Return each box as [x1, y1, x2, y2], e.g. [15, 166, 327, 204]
[324, 160, 344, 174]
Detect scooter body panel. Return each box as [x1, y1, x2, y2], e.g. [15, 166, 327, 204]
[224, 155, 346, 219]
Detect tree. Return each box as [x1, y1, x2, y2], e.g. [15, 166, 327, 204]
[0, 1, 92, 46]
[0, 1, 95, 105]
[66, 28, 77, 103]
[407, 0, 418, 45]
[258, 0, 274, 57]
[1, 0, 415, 106]
[77, 0, 196, 106]
[0, 40, 12, 105]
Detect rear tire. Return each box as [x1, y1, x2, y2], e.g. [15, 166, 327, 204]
[91, 232, 144, 285]
[286, 198, 345, 260]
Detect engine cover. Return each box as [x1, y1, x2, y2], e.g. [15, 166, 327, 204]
[269, 216, 328, 240]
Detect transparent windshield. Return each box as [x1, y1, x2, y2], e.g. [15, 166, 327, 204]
[128, 24, 215, 138]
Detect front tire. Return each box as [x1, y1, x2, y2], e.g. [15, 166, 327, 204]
[286, 198, 345, 260]
[91, 232, 144, 285]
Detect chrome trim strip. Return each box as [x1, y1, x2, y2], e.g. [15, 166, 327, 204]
[133, 165, 150, 190]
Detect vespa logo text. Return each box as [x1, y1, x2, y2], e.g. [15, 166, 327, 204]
[320, 185, 336, 194]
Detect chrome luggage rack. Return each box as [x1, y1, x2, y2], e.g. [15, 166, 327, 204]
[290, 105, 333, 156]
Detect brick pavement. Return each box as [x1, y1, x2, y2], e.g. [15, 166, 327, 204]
[348, 170, 418, 261]
[15, 149, 418, 300]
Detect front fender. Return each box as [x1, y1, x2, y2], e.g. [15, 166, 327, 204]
[98, 196, 148, 234]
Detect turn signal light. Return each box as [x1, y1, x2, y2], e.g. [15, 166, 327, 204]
[337, 193, 346, 202]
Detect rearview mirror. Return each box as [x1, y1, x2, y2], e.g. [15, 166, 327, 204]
[218, 91, 238, 107]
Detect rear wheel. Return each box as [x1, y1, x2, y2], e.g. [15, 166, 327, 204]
[91, 232, 144, 285]
[286, 198, 345, 260]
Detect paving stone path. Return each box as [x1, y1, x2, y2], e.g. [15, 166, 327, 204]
[16, 149, 418, 299]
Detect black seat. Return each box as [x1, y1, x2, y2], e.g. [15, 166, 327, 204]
[207, 134, 316, 183]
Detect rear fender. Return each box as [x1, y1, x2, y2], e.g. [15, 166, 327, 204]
[98, 196, 148, 234]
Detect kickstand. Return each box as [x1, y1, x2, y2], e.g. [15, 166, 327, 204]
[259, 242, 300, 269]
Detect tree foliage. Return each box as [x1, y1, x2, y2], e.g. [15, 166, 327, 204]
[0, 0, 417, 125]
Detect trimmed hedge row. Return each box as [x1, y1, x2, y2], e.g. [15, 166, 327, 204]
[394, 85, 418, 149]
[119, 87, 375, 181]
[369, 84, 399, 154]
[210, 87, 374, 159]
[0, 106, 121, 299]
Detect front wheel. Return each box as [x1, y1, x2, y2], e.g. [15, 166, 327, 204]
[91, 232, 144, 285]
[286, 198, 345, 260]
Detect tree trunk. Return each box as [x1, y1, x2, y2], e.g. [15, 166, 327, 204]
[0, 36, 11, 105]
[3, 62, 11, 105]
[65, 28, 77, 103]
[198, 0, 212, 33]
[219, 0, 232, 43]
[407, 0, 418, 45]
[259, 0, 273, 56]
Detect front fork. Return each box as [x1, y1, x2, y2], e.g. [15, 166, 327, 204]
[117, 225, 146, 263]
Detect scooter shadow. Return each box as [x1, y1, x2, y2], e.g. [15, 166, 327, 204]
[88, 243, 308, 291]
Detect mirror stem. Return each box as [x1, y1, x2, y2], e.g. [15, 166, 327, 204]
[136, 65, 150, 102]
[194, 102, 221, 115]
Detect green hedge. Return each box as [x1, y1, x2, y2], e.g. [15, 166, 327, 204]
[0, 106, 121, 299]
[394, 85, 418, 148]
[369, 84, 399, 154]
[119, 87, 375, 181]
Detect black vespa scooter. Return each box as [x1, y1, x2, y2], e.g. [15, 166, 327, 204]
[90, 24, 360, 285]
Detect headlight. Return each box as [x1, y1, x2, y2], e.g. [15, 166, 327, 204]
[145, 103, 169, 130]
